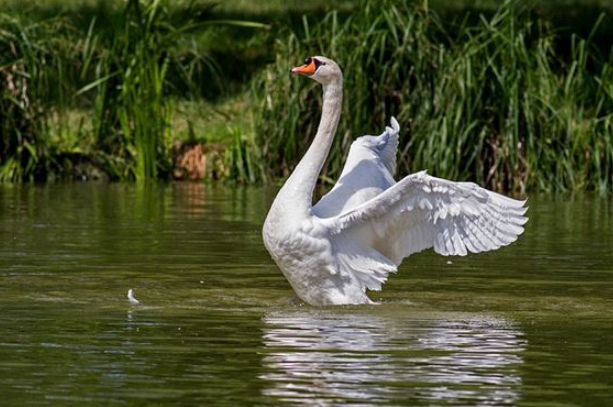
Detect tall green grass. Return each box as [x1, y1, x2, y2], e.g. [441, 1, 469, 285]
[0, 16, 57, 181]
[87, 0, 175, 181]
[0, 0, 267, 182]
[83, 0, 246, 181]
[1, 0, 612, 190]
[251, 0, 613, 193]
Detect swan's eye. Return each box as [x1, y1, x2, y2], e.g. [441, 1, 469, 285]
[313, 58, 325, 69]
[304, 57, 312, 65]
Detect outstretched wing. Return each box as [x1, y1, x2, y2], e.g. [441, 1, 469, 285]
[321, 171, 528, 265]
[313, 117, 400, 218]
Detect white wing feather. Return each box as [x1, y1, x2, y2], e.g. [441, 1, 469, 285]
[320, 171, 528, 266]
[331, 237, 397, 293]
[313, 117, 399, 218]
[377, 117, 400, 175]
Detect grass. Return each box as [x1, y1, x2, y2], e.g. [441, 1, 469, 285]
[0, 14, 66, 181]
[248, 0, 613, 193]
[1, 0, 612, 191]
[0, 0, 268, 181]
[90, 0, 174, 181]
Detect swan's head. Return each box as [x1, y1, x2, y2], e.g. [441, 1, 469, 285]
[290, 56, 342, 85]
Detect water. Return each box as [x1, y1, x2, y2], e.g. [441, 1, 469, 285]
[0, 183, 611, 406]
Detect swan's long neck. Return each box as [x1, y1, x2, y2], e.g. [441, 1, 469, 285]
[277, 77, 343, 217]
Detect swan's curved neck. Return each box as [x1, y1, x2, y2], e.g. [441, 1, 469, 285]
[278, 78, 343, 217]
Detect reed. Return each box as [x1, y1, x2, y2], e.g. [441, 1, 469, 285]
[1, 0, 612, 190]
[250, 0, 613, 193]
[0, 0, 267, 182]
[87, 0, 175, 181]
[0, 16, 55, 181]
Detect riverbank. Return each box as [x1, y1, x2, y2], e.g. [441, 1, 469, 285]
[1, 0, 612, 191]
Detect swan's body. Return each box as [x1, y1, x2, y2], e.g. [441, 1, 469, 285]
[263, 56, 528, 306]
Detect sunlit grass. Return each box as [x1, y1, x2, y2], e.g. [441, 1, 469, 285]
[168, 97, 250, 144]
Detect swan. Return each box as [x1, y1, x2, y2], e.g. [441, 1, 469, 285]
[262, 56, 528, 306]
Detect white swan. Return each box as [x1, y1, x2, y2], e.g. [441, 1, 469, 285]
[263, 56, 528, 306]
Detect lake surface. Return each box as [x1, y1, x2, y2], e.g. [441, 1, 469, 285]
[0, 183, 611, 406]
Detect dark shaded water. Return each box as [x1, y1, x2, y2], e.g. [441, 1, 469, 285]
[0, 183, 612, 406]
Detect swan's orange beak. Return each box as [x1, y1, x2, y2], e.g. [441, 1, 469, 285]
[291, 59, 317, 76]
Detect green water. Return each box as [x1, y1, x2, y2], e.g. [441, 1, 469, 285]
[0, 184, 611, 406]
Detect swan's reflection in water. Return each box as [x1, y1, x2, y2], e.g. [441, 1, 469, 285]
[261, 309, 526, 406]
